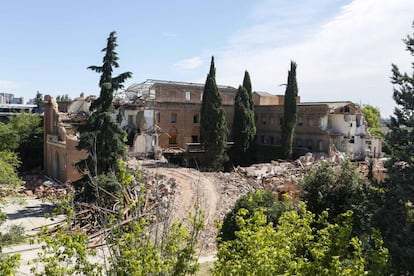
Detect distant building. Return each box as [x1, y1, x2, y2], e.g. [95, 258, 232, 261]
[0, 92, 24, 104]
[0, 93, 36, 122]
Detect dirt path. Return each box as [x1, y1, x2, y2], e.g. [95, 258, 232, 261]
[143, 165, 220, 254]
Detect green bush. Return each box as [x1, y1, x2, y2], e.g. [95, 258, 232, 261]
[218, 190, 292, 242]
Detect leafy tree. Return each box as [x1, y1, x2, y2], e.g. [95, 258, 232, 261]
[214, 203, 389, 275]
[0, 113, 43, 175]
[75, 31, 132, 202]
[8, 113, 43, 171]
[375, 22, 414, 274]
[218, 190, 292, 242]
[361, 105, 383, 137]
[232, 84, 256, 166]
[200, 56, 228, 171]
[281, 61, 298, 159]
[0, 113, 42, 153]
[301, 161, 380, 235]
[56, 94, 72, 102]
[0, 151, 22, 194]
[32, 226, 102, 276]
[33, 91, 43, 107]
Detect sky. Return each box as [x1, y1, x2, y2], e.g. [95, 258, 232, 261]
[1, 0, 413, 118]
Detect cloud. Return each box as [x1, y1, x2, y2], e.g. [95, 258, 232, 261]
[173, 56, 204, 71]
[214, 0, 414, 117]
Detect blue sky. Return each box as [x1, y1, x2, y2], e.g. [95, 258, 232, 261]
[1, 0, 413, 117]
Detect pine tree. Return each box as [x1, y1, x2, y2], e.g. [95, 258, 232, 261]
[75, 32, 132, 201]
[375, 22, 414, 274]
[232, 71, 256, 166]
[281, 61, 298, 159]
[200, 56, 228, 171]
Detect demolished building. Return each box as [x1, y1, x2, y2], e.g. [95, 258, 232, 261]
[254, 93, 382, 160]
[43, 79, 381, 182]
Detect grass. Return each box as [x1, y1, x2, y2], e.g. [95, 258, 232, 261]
[0, 224, 26, 246]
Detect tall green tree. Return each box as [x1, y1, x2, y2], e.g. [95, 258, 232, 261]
[242, 70, 254, 111]
[281, 61, 298, 159]
[375, 22, 414, 274]
[200, 56, 228, 171]
[75, 31, 132, 201]
[232, 84, 256, 166]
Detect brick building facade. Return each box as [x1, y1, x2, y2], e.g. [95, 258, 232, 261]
[43, 79, 381, 182]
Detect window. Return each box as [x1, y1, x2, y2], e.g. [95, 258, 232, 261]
[308, 118, 314, 127]
[171, 113, 177, 123]
[269, 136, 274, 144]
[262, 117, 267, 125]
[191, 135, 198, 143]
[279, 116, 283, 125]
[270, 116, 275, 125]
[193, 114, 199, 124]
[156, 112, 160, 123]
[297, 117, 303, 127]
[169, 135, 177, 145]
[318, 140, 324, 151]
[185, 91, 191, 101]
[261, 135, 265, 144]
[307, 139, 313, 150]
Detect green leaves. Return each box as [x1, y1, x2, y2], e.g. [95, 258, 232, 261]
[377, 22, 414, 274]
[200, 56, 229, 171]
[281, 61, 298, 159]
[361, 105, 383, 138]
[215, 203, 389, 275]
[76, 32, 131, 202]
[232, 76, 256, 166]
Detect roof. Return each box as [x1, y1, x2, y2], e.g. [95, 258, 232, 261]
[253, 91, 278, 97]
[299, 101, 355, 108]
[127, 79, 236, 91]
[0, 103, 36, 109]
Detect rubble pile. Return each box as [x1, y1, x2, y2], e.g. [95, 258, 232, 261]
[143, 174, 179, 221]
[232, 159, 314, 201]
[358, 158, 387, 182]
[20, 174, 67, 198]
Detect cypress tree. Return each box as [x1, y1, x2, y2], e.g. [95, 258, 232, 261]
[243, 70, 254, 110]
[75, 31, 132, 201]
[281, 61, 298, 159]
[200, 56, 228, 171]
[375, 22, 414, 273]
[232, 71, 256, 166]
